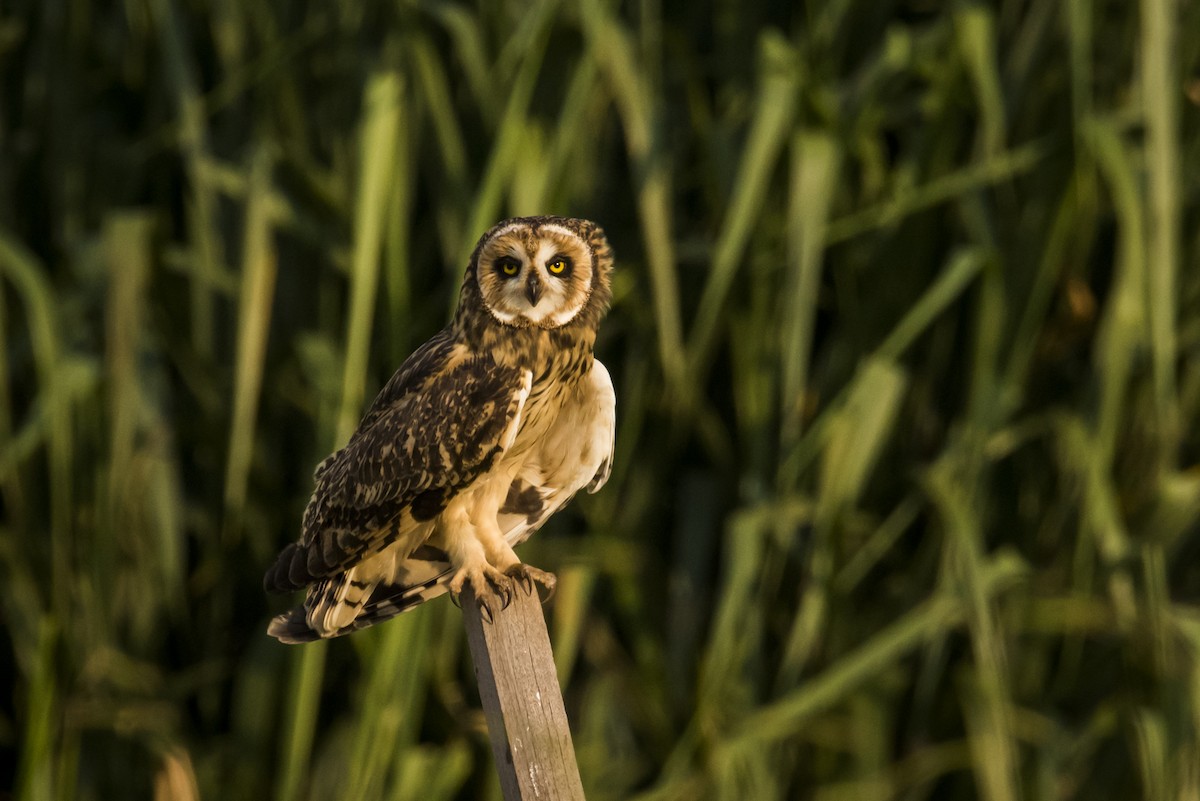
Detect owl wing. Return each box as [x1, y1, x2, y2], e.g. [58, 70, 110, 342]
[263, 343, 532, 592]
[584, 358, 616, 493]
[276, 357, 617, 640]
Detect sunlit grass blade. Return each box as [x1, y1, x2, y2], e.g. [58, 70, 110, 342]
[781, 131, 840, 449]
[1132, 709, 1169, 801]
[384, 82, 417, 366]
[697, 509, 770, 712]
[777, 357, 907, 686]
[389, 743, 473, 801]
[278, 70, 402, 801]
[102, 212, 186, 638]
[551, 564, 597, 686]
[337, 72, 403, 442]
[955, 6, 1006, 158]
[817, 359, 907, 521]
[687, 31, 799, 390]
[224, 147, 279, 547]
[925, 457, 1019, 801]
[341, 612, 434, 801]
[103, 212, 154, 515]
[275, 642, 327, 801]
[409, 36, 470, 263]
[580, 0, 686, 395]
[152, 748, 201, 801]
[15, 616, 58, 801]
[1083, 118, 1146, 466]
[1139, 0, 1181, 458]
[1054, 415, 1136, 628]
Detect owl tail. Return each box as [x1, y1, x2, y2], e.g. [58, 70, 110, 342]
[265, 608, 322, 643]
[266, 566, 454, 643]
[266, 569, 377, 643]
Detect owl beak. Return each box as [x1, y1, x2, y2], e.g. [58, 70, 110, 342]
[525, 273, 542, 306]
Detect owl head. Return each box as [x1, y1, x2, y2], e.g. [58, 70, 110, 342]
[461, 216, 613, 331]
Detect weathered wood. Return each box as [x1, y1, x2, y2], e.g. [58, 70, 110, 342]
[462, 584, 586, 801]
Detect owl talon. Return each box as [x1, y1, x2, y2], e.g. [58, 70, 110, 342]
[450, 561, 513, 623]
[504, 564, 557, 603]
[494, 576, 513, 611]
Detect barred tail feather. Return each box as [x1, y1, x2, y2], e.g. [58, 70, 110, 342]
[266, 571, 452, 643]
[308, 572, 380, 634]
[347, 573, 452, 630]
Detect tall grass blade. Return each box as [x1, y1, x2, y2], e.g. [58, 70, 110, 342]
[780, 132, 839, 449]
[580, 0, 686, 395]
[14, 617, 58, 801]
[0, 230, 72, 615]
[409, 37, 469, 262]
[384, 82, 416, 365]
[926, 457, 1019, 801]
[1084, 119, 1146, 466]
[955, 6, 1006, 158]
[148, 0, 223, 357]
[275, 643, 327, 801]
[777, 357, 907, 686]
[781, 248, 985, 483]
[337, 72, 403, 442]
[687, 32, 799, 389]
[1139, 0, 1181, 460]
[104, 212, 155, 517]
[224, 147, 279, 545]
[341, 611, 433, 801]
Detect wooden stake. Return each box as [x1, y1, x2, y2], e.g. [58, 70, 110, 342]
[461, 584, 586, 800]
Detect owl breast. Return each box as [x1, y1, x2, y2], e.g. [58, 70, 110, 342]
[495, 359, 616, 544]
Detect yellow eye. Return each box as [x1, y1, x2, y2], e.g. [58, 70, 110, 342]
[497, 258, 520, 277]
[548, 259, 567, 275]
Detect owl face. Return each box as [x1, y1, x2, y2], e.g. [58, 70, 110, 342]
[474, 220, 598, 329]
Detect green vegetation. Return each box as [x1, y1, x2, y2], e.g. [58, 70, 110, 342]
[3, 1, 1199, 799]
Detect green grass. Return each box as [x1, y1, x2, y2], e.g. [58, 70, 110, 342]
[2, 1, 1199, 799]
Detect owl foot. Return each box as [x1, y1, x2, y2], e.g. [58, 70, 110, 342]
[449, 562, 513, 623]
[504, 564, 557, 603]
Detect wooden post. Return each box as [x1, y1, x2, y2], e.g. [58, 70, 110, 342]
[461, 584, 586, 800]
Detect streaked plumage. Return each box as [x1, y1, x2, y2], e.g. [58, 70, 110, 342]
[264, 216, 615, 642]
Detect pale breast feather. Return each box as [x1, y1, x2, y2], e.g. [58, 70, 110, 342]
[497, 357, 616, 546]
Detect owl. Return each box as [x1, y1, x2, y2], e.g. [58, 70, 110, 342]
[264, 216, 616, 642]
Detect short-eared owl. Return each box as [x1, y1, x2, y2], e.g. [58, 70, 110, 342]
[264, 216, 615, 642]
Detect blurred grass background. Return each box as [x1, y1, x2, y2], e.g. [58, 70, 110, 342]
[2, 0, 1200, 799]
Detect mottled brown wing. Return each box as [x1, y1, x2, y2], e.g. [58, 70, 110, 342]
[264, 350, 530, 592]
